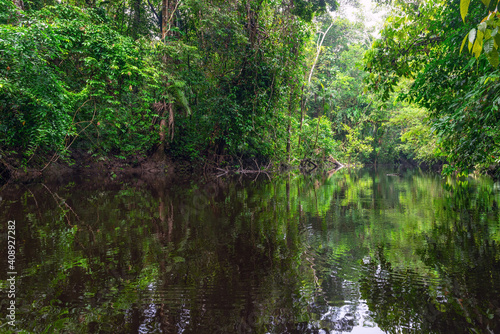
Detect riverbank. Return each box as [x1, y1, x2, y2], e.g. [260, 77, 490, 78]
[0, 148, 353, 184]
[0, 150, 279, 183]
[0, 150, 174, 184]
[5, 148, 497, 184]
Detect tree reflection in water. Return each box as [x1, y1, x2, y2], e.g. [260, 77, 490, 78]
[0, 169, 499, 333]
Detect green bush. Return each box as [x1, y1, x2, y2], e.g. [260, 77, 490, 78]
[0, 5, 188, 158]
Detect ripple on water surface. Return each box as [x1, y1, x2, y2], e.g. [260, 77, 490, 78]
[3, 169, 500, 333]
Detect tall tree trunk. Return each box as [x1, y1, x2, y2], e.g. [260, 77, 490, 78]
[13, 0, 24, 10]
[307, 20, 333, 84]
[297, 84, 306, 149]
[157, 0, 177, 158]
[162, 0, 178, 39]
[287, 80, 295, 164]
[298, 20, 333, 149]
[286, 112, 292, 164]
[131, 0, 142, 39]
[162, 0, 169, 39]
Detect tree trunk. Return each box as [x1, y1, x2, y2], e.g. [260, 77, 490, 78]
[287, 81, 295, 164]
[156, 0, 177, 157]
[297, 20, 333, 149]
[131, 0, 142, 39]
[162, 0, 168, 39]
[286, 115, 292, 164]
[308, 20, 334, 84]
[162, 0, 177, 39]
[13, 0, 24, 10]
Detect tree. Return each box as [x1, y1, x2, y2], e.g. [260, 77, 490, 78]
[364, 0, 500, 173]
[460, 0, 500, 67]
[0, 0, 346, 170]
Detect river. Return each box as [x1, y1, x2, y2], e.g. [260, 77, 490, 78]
[1, 168, 500, 333]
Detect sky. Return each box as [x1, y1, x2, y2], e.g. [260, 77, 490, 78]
[343, 0, 387, 35]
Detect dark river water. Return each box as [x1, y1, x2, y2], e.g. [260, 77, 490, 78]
[1, 168, 500, 333]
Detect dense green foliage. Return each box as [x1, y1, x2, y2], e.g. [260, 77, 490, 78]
[4, 0, 500, 173]
[364, 0, 500, 173]
[460, 0, 500, 66]
[302, 12, 438, 166]
[1, 0, 440, 171]
[0, 5, 171, 158]
[0, 0, 351, 167]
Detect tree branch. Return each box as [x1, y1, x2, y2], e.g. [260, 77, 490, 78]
[147, 0, 161, 29]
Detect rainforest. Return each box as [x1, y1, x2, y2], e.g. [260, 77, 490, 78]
[4, 1, 500, 333]
[1, 0, 499, 178]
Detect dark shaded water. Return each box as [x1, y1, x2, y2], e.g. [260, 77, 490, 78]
[1, 168, 500, 333]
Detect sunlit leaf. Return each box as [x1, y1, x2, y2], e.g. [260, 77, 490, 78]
[473, 30, 484, 58]
[461, 33, 469, 54]
[485, 29, 492, 40]
[469, 28, 477, 44]
[461, 0, 471, 23]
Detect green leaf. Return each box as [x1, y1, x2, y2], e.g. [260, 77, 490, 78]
[484, 38, 495, 53]
[480, 0, 491, 7]
[494, 33, 500, 48]
[464, 57, 476, 70]
[487, 48, 500, 66]
[485, 29, 492, 40]
[473, 30, 484, 58]
[479, 22, 487, 32]
[461, 0, 471, 23]
[461, 33, 469, 54]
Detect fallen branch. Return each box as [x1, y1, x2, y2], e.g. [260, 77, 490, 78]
[327, 156, 344, 168]
[327, 165, 345, 177]
[300, 158, 318, 170]
[42, 184, 75, 226]
[215, 162, 272, 179]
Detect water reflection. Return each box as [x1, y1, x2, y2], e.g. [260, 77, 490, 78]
[1, 168, 500, 333]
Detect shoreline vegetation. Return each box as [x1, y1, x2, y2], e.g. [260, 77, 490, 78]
[0, 148, 448, 184]
[2, 1, 500, 183]
[0, 149, 348, 182]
